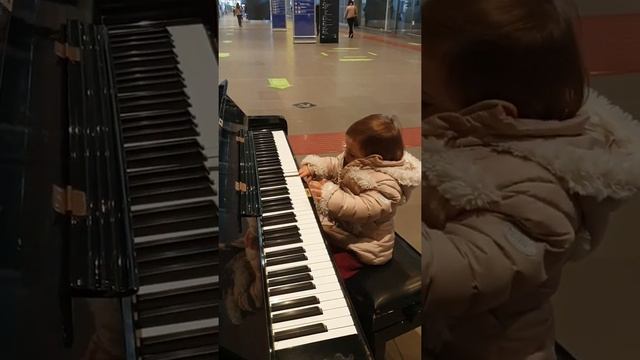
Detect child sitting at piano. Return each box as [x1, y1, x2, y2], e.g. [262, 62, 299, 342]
[298, 114, 420, 279]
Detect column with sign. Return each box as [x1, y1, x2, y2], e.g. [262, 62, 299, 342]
[271, 0, 286, 30]
[293, 0, 316, 43]
[319, 0, 339, 43]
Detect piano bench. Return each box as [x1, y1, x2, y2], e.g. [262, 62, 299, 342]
[345, 233, 422, 359]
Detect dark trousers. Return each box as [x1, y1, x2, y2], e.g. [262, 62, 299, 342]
[237, 15, 242, 27]
[347, 17, 355, 37]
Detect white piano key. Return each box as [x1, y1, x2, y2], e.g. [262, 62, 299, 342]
[138, 317, 219, 338]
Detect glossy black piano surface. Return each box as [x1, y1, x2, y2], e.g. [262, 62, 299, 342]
[218, 90, 372, 360]
[1, 1, 218, 359]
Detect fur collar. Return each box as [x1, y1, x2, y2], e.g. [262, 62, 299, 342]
[423, 89, 640, 206]
[341, 151, 422, 190]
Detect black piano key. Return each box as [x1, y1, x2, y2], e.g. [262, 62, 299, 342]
[265, 253, 308, 267]
[136, 284, 219, 328]
[272, 306, 323, 324]
[119, 80, 186, 97]
[262, 197, 292, 206]
[262, 202, 294, 214]
[129, 165, 209, 187]
[267, 265, 311, 279]
[135, 231, 218, 257]
[120, 98, 192, 115]
[127, 151, 205, 172]
[116, 69, 183, 88]
[132, 186, 215, 207]
[273, 323, 328, 342]
[130, 177, 211, 198]
[268, 281, 315, 297]
[111, 41, 174, 57]
[109, 32, 171, 45]
[258, 168, 285, 177]
[121, 111, 193, 129]
[139, 326, 219, 358]
[118, 87, 185, 101]
[126, 138, 201, 156]
[267, 273, 313, 288]
[132, 200, 218, 237]
[265, 247, 305, 260]
[261, 212, 297, 227]
[264, 237, 303, 248]
[259, 178, 287, 188]
[263, 224, 299, 237]
[110, 36, 173, 48]
[271, 296, 321, 313]
[124, 124, 198, 144]
[260, 186, 290, 198]
[138, 253, 218, 286]
[113, 52, 177, 66]
[140, 345, 218, 360]
[114, 57, 179, 75]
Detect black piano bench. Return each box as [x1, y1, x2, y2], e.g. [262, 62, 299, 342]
[345, 233, 422, 359]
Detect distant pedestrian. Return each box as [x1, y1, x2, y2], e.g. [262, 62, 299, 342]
[234, 3, 243, 27]
[345, 0, 357, 38]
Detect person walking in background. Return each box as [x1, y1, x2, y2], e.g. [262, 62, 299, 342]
[233, 3, 243, 27]
[345, 0, 357, 38]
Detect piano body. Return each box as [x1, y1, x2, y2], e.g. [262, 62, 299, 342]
[218, 86, 373, 359]
[1, 1, 219, 359]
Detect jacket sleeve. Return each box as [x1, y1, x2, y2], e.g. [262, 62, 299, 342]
[319, 180, 399, 224]
[423, 212, 556, 317]
[301, 155, 341, 180]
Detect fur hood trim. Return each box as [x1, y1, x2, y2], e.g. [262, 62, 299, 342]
[423, 89, 640, 205]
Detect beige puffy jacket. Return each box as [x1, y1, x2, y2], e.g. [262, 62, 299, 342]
[422, 90, 640, 360]
[301, 151, 421, 265]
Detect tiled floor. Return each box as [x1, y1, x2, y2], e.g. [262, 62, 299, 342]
[219, 15, 422, 358]
[551, 2, 640, 359]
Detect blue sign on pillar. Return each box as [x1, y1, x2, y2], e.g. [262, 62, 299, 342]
[293, 0, 316, 43]
[271, 0, 286, 30]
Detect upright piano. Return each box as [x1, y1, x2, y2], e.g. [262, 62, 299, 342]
[1, 1, 218, 359]
[218, 86, 373, 359]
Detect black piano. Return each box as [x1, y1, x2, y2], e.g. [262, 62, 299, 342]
[1, 1, 218, 359]
[218, 85, 373, 360]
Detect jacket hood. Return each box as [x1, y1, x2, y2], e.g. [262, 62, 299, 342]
[423, 89, 640, 202]
[342, 151, 421, 195]
[423, 89, 640, 259]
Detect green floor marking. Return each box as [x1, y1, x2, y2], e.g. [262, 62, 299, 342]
[321, 52, 329, 56]
[219, 52, 230, 58]
[268, 78, 292, 89]
[368, 52, 378, 56]
[223, 40, 232, 43]
[408, 42, 421, 46]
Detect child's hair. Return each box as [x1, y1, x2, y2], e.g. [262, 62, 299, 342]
[423, 0, 586, 120]
[346, 114, 404, 161]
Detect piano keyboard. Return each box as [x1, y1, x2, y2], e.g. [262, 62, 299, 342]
[252, 131, 358, 351]
[108, 23, 219, 359]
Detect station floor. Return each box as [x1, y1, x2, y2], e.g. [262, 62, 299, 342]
[219, 15, 421, 359]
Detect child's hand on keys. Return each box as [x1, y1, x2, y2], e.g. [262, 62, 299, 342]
[308, 179, 328, 200]
[299, 165, 312, 182]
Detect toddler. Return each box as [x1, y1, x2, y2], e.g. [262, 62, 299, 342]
[299, 114, 420, 279]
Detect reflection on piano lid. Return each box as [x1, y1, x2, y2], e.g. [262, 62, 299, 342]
[219, 83, 373, 360]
